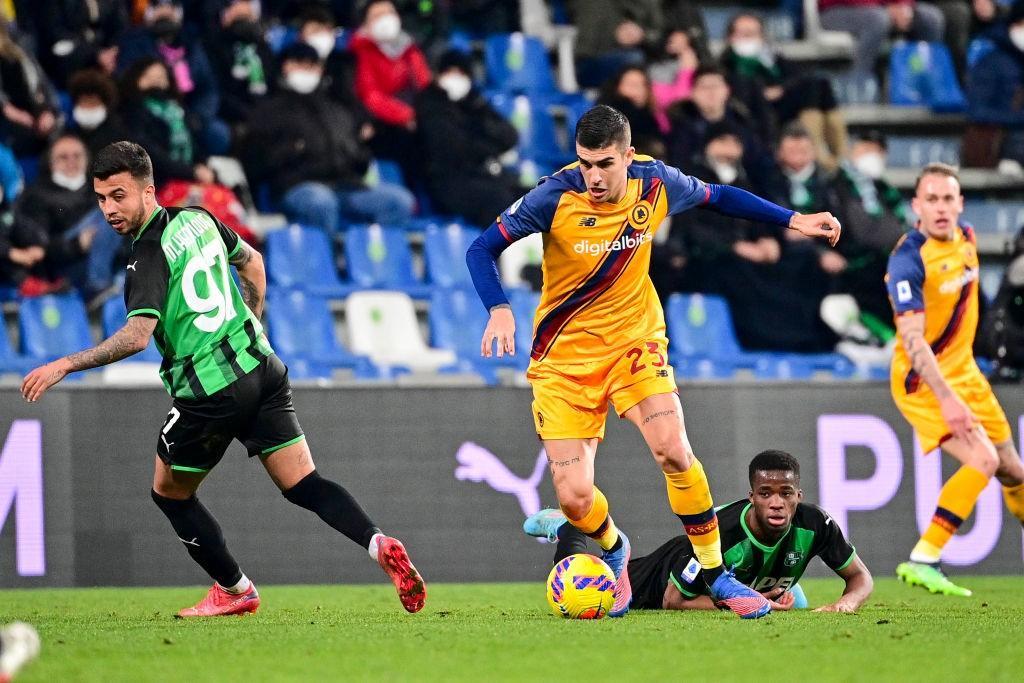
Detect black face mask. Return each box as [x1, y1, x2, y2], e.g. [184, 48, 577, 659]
[228, 19, 262, 44]
[142, 86, 172, 100]
[150, 18, 181, 42]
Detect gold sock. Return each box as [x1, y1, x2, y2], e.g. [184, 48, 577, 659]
[561, 486, 619, 551]
[912, 465, 990, 562]
[1002, 481, 1024, 525]
[665, 459, 722, 570]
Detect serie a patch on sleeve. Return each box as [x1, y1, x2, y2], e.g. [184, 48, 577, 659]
[682, 557, 701, 583]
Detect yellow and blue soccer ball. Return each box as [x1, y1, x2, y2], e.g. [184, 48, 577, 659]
[546, 553, 616, 619]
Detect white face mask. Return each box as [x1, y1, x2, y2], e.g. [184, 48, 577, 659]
[786, 162, 816, 183]
[731, 38, 763, 58]
[438, 73, 471, 102]
[73, 105, 107, 130]
[709, 160, 739, 184]
[1011, 25, 1024, 52]
[286, 69, 321, 94]
[369, 13, 401, 43]
[52, 171, 86, 191]
[852, 152, 886, 180]
[306, 32, 335, 60]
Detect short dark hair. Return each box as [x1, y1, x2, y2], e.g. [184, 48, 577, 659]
[68, 68, 119, 108]
[91, 141, 154, 183]
[575, 104, 631, 150]
[692, 64, 728, 84]
[855, 129, 887, 151]
[298, 4, 335, 28]
[748, 449, 800, 486]
[779, 121, 812, 145]
[703, 120, 744, 149]
[914, 162, 959, 193]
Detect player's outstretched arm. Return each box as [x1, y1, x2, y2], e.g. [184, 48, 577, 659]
[703, 184, 842, 247]
[814, 555, 873, 613]
[662, 582, 717, 610]
[895, 312, 976, 443]
[20, 315, 157, 402]
[229, 239, 265, 319]
[467, 223, 517, 358]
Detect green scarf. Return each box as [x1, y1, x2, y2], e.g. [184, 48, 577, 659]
[143, 96, 193, 166]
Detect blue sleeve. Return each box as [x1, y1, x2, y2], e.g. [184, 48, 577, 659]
[657, 161, 711, 215]
[886, 243, 925, 314]
[466, 223, 514, 311]
[704, 183, 796, 226]
[498, 177, 562, 239]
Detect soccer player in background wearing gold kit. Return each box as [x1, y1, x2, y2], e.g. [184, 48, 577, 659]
[887, 163, 1024, 596]
[467, 105, 842, 618]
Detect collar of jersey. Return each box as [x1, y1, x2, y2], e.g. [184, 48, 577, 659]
[740, 502, 791, 552]
[133, 206, 164, 242]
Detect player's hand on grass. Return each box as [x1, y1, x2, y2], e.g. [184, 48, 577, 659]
[761, 587, 795, 611]
[481, 306, 515, 358]
[814, 600, 857, 613]
[940, 393, 977, 444]
[21, 359, 71, 402]
[789, 212, 842, 247]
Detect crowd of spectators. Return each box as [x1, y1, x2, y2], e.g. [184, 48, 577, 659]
[0, 0, 1019, 360]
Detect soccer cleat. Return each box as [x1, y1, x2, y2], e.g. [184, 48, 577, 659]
[710, 569, 771, 619]
[377, 536, 427, 613]
[523, 508, 568, 543]
[176, 582, 260, 618]
[602, 533, 632, 618]
[896, 561, 972, 597]
[0, 622, 40, 682]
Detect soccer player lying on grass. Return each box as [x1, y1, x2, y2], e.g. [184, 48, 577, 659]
[525, 450, 873, 613]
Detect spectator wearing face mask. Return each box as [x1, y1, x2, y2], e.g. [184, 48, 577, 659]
[966, 1, 1024, 166]
[414, 49, 519, 227]
[295, 5, 364, 112]
[12, 133, 124, 297]
[243, 42, 415, 236]
[118, 0, 229, 155]
[0, 22, 61, 157]
[206, 0, 275, 140]
[119, 56, 215, 187]
[826, 131, 909, 323]
[350, 0, 431, 182]
[721, 13, 847, 170]
[36, 0, 127, 89]
[598, 66, 666, 158]
[67, 68, 130, 156]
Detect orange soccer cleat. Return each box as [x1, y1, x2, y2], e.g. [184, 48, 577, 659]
[176, 583, 260, 618]
[376, 537, 427, 613]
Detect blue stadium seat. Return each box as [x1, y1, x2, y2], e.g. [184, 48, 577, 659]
[367, 159, 406, 189]
[431, 287, 514, 379]
[701, 7, 795, 41]
[19, 294, 93, 361]
[0, 318, 32, 375]
[264, 288, 376, 377]
[0, 285, 16, 302]
[889, 41, 966, 112]
[962, 200, 1024, 234]
[488, 92, 574, 172]
[674, 356, 736, 380]
[508, 287, 541, 361]
[424, 222, 482, 288]
[484, 33, 557, 94]
[344, 224, 431, 298]
[265, 224, 351, 297]
[100, 296, 162, 363]
[753, 355, 815, 380]
[886, 136, 960, 168]
[665, 293, 757, 366]
[967, 37, 996, 69]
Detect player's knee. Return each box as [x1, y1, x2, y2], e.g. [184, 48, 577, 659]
[151, 483, 194, 502]
[650, 436, 692, 474]
[968, 447, 998, 478]
[558, 488, 594, 521]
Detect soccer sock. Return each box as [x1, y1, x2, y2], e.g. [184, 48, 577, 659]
[664, 459, 723, 577]
[151, 490, 243, 588]
[561, 486, 621, 552]
[222, 573, 251, 595]
[367, 532, 384, 561]
[553, 522, 590, 564]
[282, 470, 381, 549]
[1002, 482, 1024, 525]
[911, 465, 990, 563]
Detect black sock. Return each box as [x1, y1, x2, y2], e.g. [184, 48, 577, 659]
[283, 470, 381, 548]
[553, 522, 590, 564]
[151, 490, 242, 587]
[703, 565, 725, 587]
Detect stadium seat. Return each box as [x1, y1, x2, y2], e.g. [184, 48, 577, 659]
[423, 222, 482, 289]
[889, 41, 967, 113]
[752, 355, 815, 380]
[346, 290, 458, 372]
[265, 224, 351, 297]
[962, 200, 1024, 234]
[19, 293, 93, 361]
[366, 158, 406, 189]
[344, 224, 431, 298]
[665, 293, 755, 366]
[967, 37, 996, 69]
[886, 136, 960, 168]
[674, 356, 737, 380]
[484, 32, 557, 94]
[264, 288, 376, 377]
[499, 232, 543, 288]
[508, 287, 541, 360]
[0, 285, 16, 302]
[100, 296, 163, 363]
[0, 319, 32, 375]
[488, 92, 574, 171]
[701, 6, 795, 41]
[431, 287, 516, 378]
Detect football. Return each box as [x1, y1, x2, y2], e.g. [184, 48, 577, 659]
[546, 553, 616, 619]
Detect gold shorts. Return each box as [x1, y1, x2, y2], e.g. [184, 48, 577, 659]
[893, 371, 1011, 452]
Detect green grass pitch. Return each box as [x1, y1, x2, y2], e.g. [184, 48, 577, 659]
[1, 577, 1021, 682]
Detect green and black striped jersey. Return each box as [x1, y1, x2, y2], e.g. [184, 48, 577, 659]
[124, 206, 272, 399]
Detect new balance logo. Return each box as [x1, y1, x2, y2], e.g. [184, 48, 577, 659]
[578, 216, 597, 227]
[454, 442, 547, 519]
[179, 537, 199, 547]
[126, 261, 138, 271]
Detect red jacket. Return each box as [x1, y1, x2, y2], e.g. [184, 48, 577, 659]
[350, 32, 431, 127]
[819, 0, 914, 10]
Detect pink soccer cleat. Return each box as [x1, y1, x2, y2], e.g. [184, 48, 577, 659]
[176, 583, 260, 618]
[377, 536, 427, 613]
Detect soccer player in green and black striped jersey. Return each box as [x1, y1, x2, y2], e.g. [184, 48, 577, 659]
[21, 141, 426, 617]
[525, 450, 874, 613]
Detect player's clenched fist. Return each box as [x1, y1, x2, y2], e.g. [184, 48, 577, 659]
[790, 212, 842, 247]
[481, 306, 516, 358]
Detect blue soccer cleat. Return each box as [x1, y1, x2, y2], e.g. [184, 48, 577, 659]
[789, 583, 808, 609]
[602, 532, 632, 618]
[710, 568, 771, 619]
[523, 508, 568, 543]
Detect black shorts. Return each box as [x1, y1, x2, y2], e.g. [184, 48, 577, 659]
[627, 537, 694, 610]
[156, 354, 304, 473]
